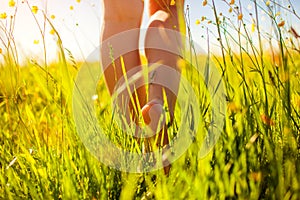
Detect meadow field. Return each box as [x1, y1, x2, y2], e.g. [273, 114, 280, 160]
[0, 0, 300, 199]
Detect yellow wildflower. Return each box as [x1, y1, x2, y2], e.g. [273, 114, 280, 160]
[76, 0, 81, 2]
[266, 1, 270, 6]
[278, 20, 285, 27]
[238, 13, 243, 20]
[228, 102, 239, 113]
[0, 48, 2, 54]
[70, 5, 74, 10]
[229, 0, 235, 5]
[49, 29, 55, 35]
[0, 12, 7, 19]
[50, 14, 55, 19]
[32, 6, 38, 14]
[202, 0, 207, 6]
[195, 19, 200, 25]
[229, 7, 233, 13]
[249, 172, 262, 182]
[251, 23, 256, 32]
[260, 114, 275, 126]
[8, 0, 16, 7]
[33, 40, 39, 45]
[170, 0, 175, 5]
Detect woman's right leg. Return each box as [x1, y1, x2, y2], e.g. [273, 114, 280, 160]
[143, 0, 186, 174]
[100, 0, 145, 123]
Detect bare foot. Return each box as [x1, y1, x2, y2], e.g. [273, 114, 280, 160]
[141, 99, 171, 175]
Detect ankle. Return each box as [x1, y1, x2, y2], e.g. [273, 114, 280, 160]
[141, 99, 165, 136]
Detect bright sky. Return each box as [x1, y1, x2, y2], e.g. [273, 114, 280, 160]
[0, 0, 300, 64]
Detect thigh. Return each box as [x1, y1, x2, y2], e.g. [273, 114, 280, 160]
[102, 0, 144, 22]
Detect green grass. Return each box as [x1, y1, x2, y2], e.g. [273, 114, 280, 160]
[1, 0, 300, 199]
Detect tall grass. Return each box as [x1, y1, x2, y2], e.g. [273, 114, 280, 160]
[0, 0, 300, 199]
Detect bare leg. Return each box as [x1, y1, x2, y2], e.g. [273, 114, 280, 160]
[143, 0, 185, 174]
[100, 0, 146, 123]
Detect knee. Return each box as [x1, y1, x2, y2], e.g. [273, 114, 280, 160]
[144, 10, 183, 57]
